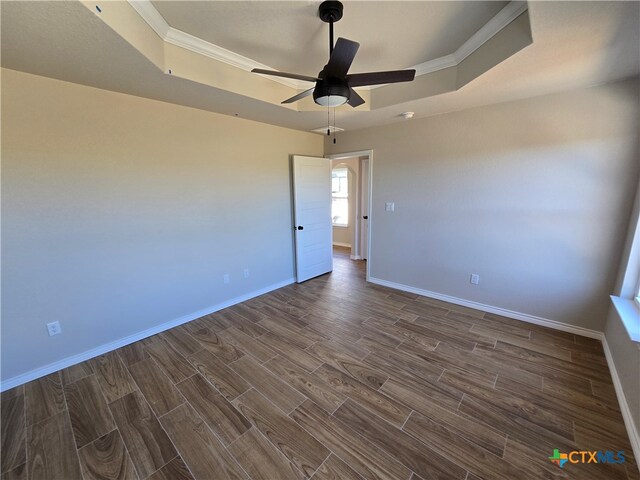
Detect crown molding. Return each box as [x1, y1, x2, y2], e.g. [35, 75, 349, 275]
[127, 0, 169, 38]
[454, 0, 529, 63]
[381, 1, 528, 89]
[127, 0, 528, 92]
[163, 27, 308, 89]
[413, 54, 458, 77]
[126, 0, 307, 89]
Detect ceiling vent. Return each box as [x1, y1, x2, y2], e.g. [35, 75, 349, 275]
[311, 126, 344, 135]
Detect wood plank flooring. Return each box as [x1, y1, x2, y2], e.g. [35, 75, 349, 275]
[1, 247, 637, 479]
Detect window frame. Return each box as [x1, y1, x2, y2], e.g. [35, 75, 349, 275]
[331, 167, 349, 227]
[612, 205, 640, 343]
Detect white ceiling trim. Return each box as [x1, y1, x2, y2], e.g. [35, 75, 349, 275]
[127, 0, 169, 38]
[127, 0, 306, 89]
[387, 1, 529, 84]
[164, 28, 295, 81]
[456, 0, 529, 62]
[127, 0, 528, 91]
[411, 55, 458, 79]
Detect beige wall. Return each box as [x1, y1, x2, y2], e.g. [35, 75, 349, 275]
[2, 66, 638, 389]
[1, 68, 323, 382]
[332, 225, 352, 246]
[326, 79, 640, 331]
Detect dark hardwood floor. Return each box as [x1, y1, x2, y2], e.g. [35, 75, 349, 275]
[1, 247, 637, 479]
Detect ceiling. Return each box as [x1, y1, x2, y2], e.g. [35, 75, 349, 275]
[151, 1, 508, 74]
[1, 1, 639, 134]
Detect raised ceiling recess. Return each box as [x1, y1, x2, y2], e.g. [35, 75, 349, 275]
[85, 0, 533, 112]
[251, 1, 417, 108]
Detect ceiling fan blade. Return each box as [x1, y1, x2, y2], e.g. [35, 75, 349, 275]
[281, 87, 315, 104]
[252, 68, 319, 83]
[347, 88, 365, 107]
[347, 69, 416, 87]
[324, 38, 360, 78]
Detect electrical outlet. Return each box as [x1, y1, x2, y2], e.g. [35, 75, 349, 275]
[223, 274, 230, 284]
[385, 202, 395, 212]
[243, 269, 250, 279]
[47, 321, 62, 336]
[470, 274, 480, 285]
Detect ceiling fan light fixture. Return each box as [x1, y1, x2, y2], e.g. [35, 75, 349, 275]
[315, 95, 348, 107]
[251, 1, 416, 108]
[313, 82, 350, 107]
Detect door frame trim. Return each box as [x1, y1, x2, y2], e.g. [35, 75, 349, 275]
[325, 150, 373, 282]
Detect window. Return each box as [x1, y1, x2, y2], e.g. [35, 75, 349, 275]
[635, 239, 640, 309]
[332, 167, 349, 226]
[632, 242, 640, 310]
[627, 215, 640, 311]
[611, 208, 640, 342]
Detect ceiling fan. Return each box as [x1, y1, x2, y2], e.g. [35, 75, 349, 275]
[251, 0, 416, 108]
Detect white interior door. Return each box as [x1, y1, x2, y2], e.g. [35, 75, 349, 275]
[360, 158, 369, 260]
[292, 155, 333, 283]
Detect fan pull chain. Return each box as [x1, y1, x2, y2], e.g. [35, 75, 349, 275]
[333, 107, 336, 144]
[327, 103, 330, 136]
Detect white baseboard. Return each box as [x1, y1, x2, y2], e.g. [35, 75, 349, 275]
[368, 276, 602, 339]
[0, 278, 295, 392]
[350, 255, 362, 260]
[602, 337, 640, 466]
[333, 242, 351, 248]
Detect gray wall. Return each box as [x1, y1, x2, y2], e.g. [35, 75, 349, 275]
[326, 79, 640, 331]
[1, 69, 323, 382]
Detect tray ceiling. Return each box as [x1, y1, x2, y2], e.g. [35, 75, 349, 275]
[151, 1, 508, 75]
[1, 1, 638, 133]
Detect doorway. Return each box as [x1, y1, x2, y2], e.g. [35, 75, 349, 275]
[326, 150, 373, 281]
[291, 155, 333, 283]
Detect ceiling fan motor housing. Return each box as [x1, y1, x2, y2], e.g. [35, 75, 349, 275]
[251, 0, 414, 108]
[313, 79, 350, 107]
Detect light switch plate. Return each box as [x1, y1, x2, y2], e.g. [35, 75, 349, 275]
[385, 202, 395, 212]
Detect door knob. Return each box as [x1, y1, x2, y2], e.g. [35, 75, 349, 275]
[297, 226, 304, 230]
[363, 216, 368, 219]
